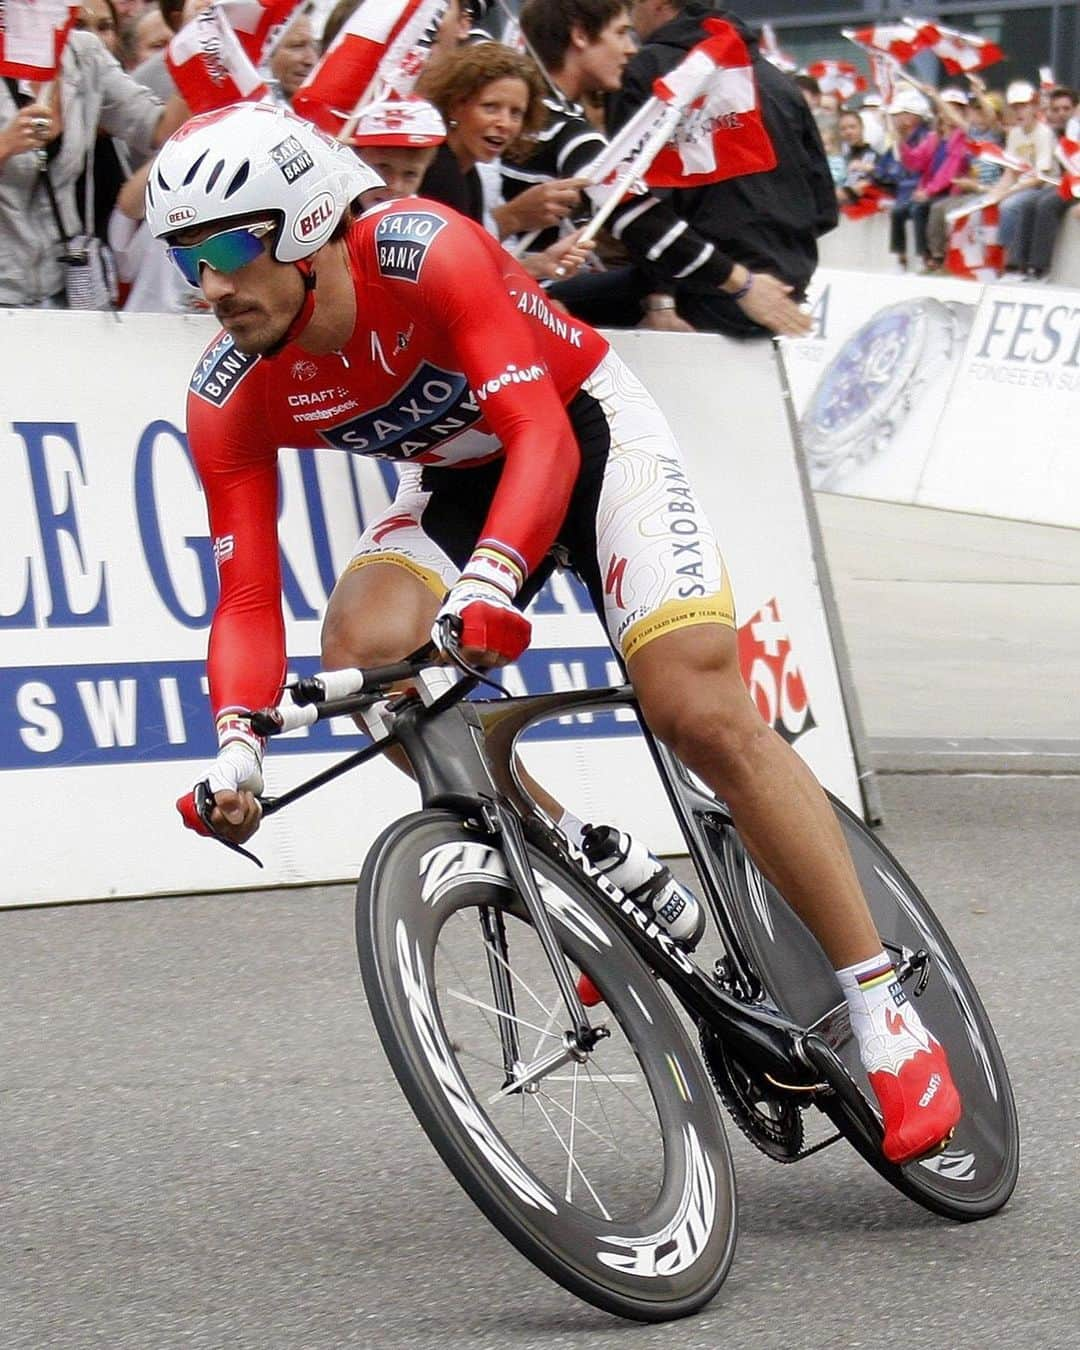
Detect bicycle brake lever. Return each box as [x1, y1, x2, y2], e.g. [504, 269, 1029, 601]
[193, 780, 264, 869]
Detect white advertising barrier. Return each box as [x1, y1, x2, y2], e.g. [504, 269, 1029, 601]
[783, 267, 1080, 528]
[0, 311, 860, 905]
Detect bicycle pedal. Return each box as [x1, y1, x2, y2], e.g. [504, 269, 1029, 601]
[576, 972, 604, 1008]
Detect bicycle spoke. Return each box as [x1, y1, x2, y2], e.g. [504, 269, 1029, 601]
[445, 985, 562, 1041]
[530, 1091, 612, 1220]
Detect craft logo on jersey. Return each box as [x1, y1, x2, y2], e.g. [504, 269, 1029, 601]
[190, 334, 257, 407]
[736, 599, 816, 744]
[375, 211, 447, 283]
[319, 361, 481, 458]
[269, 134, 314, 184]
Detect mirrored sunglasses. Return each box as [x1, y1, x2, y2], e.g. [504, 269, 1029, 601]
[167, 220, 276, 288]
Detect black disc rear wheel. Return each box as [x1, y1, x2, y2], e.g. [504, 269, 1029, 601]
[705, 796, 1019, 1220]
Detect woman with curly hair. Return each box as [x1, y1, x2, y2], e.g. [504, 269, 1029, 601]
[418, 42, 547, 225]
[418, 42, 592, 281]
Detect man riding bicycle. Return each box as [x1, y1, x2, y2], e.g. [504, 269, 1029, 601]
[149, 102, 959, 1167]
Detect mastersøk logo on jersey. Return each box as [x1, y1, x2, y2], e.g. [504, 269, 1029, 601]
[374, 211, 447, 283]
[293, 191, 336, 246]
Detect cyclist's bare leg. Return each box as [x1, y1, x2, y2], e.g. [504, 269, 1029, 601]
[627, 621, 880, 970]
[320, 562, 565, 820]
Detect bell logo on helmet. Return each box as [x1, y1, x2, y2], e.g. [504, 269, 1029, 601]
[166, 206, 197, 227]
[294, 191, 336, 245]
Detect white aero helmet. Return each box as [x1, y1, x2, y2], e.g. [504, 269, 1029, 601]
[146, 102, 384, 261]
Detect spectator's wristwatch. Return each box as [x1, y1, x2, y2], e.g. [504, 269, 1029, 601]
[798, 297, 973, 489]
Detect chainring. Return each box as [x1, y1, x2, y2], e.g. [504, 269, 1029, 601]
[699, 1027, 805, 1162]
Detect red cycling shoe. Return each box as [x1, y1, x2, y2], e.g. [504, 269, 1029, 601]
[867, 1026, 962, 1166]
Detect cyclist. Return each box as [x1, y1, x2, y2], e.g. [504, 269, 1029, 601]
[149, 102, 959, 1167]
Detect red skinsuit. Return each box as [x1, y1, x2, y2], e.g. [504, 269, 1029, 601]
[186, 199, 609, 721]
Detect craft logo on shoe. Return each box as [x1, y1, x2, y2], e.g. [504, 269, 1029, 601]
[919, 1072, 943, 1108]
[737, 598, 816, 745]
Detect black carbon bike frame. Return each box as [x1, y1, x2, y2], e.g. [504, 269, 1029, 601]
[235, 656, 895, 1158]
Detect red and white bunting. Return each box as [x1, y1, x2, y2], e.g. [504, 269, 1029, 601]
[165, 6, 268, 113]
[1056, 137, 1080, 200]
[945, 194, 1003, 280]
[842, 23, 934, 65]
[759, 23, 796, 75]
[218, 0, 303, 65]
[0, 0, 78, 81]
[903, 17, 1004, 75]
[290, 0, 421, 136]
[805, 59, 867, 102]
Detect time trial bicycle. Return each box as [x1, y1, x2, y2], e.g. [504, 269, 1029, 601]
[203, 645, 1019, 1322]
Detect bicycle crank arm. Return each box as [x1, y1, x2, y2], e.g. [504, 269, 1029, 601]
[799, 1032, 884, 1149]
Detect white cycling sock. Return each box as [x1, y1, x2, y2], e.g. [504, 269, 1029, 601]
[837, 951, 930, 1070]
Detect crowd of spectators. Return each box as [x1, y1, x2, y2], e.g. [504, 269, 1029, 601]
[2, 0, 1077, 322]
[810, 70, 1080, 280]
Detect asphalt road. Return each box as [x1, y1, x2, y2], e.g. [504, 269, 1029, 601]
[4, 773, 1078, 1350]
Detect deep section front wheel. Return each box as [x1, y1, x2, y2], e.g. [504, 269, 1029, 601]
[704, 795, 1019, 1220]
[356, 810, 737, 1321]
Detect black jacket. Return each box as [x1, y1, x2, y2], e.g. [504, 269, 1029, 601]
[608, 4, 837, 308]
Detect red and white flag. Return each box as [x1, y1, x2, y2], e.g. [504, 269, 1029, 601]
[1056, 137, 1080, 200]
[166, 5, 268, 113]
[218, 0, 304, 65]
[0, 0, 78, 81]
[842, 23, 935, 65]
[758, 23, 796, 75]
[967, 140, 1032, 175]
[945, 195, 1003, 280]
[291, 0, 446, 136]
[841, 183, 893, 221]
[868, 51, 901, 106]
[805, 59, 867, 102]
[582, 19, 776, 224]
[903, 17, 1004, 75]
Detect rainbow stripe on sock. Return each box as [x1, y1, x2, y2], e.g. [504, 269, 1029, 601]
[856, 960, 895, 992]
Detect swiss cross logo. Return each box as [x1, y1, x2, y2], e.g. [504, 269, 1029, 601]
[737, 599, 815, 744]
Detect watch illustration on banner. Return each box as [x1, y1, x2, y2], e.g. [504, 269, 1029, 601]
[799, 298, 975, 492]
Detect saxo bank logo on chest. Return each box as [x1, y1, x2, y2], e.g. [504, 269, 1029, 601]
[319, 361, 482, 458]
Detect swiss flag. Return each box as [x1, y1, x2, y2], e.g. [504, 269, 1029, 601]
[842, 23, 935, 65]
[166, 7, 268, 112]
[945, 198, 1003, 281]
[904, 18, 1005, 75]
[219, 0, 304, 64]
[0, 0, 78, 80]
[805, 59, 867, 102]
[291, 0, 423, 136]
[645, 18, 776, 188]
